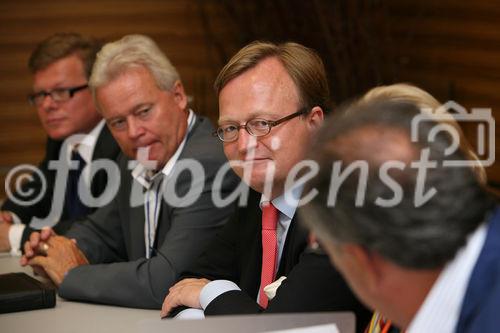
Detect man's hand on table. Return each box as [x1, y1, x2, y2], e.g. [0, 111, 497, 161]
[161, 278, 210, 318]
[20, 227, 89, 286]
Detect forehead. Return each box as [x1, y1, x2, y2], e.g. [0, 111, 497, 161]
[96, 67, 162, 115]
[33, 54, 86, 89]
[218, 57, 300, 122]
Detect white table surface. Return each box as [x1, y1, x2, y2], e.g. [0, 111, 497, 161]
[0, 254, 354, 333]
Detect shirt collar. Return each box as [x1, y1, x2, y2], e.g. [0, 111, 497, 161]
[65, 119, 106, 164]
[406, 221, 488, 333]
[132, 110, 196, 189]
[259, 184, 304, 219]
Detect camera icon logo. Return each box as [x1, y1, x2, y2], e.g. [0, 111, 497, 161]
[410, 100, 495, 167]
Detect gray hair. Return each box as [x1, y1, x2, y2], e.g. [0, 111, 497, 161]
[301, 100, 495, 269]
[89, 34, 180, 95]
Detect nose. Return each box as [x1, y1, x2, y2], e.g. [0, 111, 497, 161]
[127, 117, 145, 140]
[237, 128, 257, 157]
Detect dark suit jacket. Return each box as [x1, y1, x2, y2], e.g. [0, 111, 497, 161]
[456, 206, 500, 333]
[1, 124, 121, 245]
[181, 189, 371, 331]
[58, 116, 240, 309]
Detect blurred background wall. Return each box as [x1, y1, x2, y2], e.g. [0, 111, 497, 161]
[1, 0, 499, 200]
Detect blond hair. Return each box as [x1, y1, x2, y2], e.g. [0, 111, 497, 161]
[359, 83, 486, 182]
[29, 32, 101, 78]
[214, 41, 331, 113]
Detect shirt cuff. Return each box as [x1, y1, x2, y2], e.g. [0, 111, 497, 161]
[9, 212, 22, 224]
[174, 308, 205, 320]
[199, 280, 241, 310]
[8, 223, 25, 256]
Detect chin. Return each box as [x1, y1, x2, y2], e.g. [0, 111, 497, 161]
[136, 156, 159, 169]
[148, 154, 167, 170]
[46, 129, 71, 141]
[246, 176, 275, 194]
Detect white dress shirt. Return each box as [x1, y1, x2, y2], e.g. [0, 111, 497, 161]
[407, 222, 487, 333]
[8, 120, 106, 256]
[176, 185, 303, 319]
[131, 110, 195, 258]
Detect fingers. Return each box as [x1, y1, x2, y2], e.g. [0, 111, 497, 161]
[37, 242, 50, 256]
[24, 238, 36, 259]
[19, 228, 54, 266]
[27, 255, 47, 267]
[40, 227, 55, 241]
[0, 211, 13, 224]
[161, 290, 180, 318]
[160, 280, 187, 318]
[160, 279, 209, 318]
[46, 236, 80, 256]
[168, 278, 197, 290]
[22, 231, 52, 264]
[24, 232, 49, 259]
[19, 255, 28, 266]
[29, 231, 41, 249]
[27, 256, 63, 286]
[160, 297, 171, 318]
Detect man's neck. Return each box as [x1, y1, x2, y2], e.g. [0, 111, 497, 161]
[379, 267, 441, 329]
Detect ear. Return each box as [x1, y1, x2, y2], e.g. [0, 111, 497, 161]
[306, 106, 324, 130]
[171, 80, 188, 110]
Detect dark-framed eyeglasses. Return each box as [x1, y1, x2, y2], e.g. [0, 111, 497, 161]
[28, 84, 89, 106]
[213, 108, 309, 142]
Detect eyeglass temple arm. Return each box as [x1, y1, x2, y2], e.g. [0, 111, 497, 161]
[269, 108, 309, 126]
[68, 84, 89, 97]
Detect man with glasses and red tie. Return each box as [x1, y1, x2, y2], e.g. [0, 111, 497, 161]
[161, 41, 370, 330]
[0, 33, 120, 255]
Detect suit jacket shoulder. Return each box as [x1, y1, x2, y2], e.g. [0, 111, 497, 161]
[2, 125, 120, 226]
[59, 114, 240, 309]
[2, 137, 62, 222]
[13, 125, 121, 245]
[183, 189, 371, 329]
[456, 207, 500, 333]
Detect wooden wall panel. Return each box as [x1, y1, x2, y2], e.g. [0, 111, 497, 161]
[1, 0, 499, 201]
[0, 0, 236, 200]
[386, 0, 500, 184]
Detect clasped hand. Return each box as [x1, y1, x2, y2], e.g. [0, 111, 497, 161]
[20, 227, 89, 286]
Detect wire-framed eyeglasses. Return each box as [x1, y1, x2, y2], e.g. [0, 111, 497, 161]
[213, 108, 309, 142]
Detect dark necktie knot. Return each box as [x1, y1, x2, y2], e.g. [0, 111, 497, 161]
[65, 148, 90, 219]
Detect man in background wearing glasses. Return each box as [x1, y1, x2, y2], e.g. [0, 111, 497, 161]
[0, 33, 120, 255]
[161, 41, 370, 328]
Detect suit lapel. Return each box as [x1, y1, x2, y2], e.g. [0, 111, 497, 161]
[237, 191, 264, 298]
[277, 214, 308, 277]
[154, 198, 171, 249]
[89, 125, 120, 196]
[126, 178, 147, 259]
[456, 207, 500, 332]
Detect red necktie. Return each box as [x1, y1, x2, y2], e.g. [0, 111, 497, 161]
[258, 202, 279, 308]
